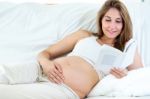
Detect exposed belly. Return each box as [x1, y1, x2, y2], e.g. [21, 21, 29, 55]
[54, 56, 99, 98]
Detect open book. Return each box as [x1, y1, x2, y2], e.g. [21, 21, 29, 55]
[95, 40, 136, 74]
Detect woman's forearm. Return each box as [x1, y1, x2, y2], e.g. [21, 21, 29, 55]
[37, 50, 51, 65]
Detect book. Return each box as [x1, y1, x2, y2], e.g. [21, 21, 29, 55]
[95, 44, 135, 74]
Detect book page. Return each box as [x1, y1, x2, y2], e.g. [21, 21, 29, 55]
[95, 39, 136, 74]
[95, 45, 127, 74]
[121, 39, 136, 68]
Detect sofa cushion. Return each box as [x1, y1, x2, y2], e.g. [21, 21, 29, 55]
[0, 3, 99, 65]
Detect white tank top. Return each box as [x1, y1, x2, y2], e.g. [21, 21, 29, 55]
[68, 36, 101, 66]
[68, 36, 136, 75]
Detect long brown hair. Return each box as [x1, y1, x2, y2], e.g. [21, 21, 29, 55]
[97, 0, 132, 51]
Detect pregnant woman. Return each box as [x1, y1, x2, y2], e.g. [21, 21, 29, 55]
[37, 0, 143, 98]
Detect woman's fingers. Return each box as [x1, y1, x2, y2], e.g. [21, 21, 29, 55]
[110, 69, 122, 78]
[110, 67, 128, 78]
[116, 68, 128, 76]
[48, 73, 61, 84]
[48, 71, 62, 84]
[54, 61, 65, 80]
[54, 68, 65, 80]
[54, 61, 63, 73]
[113, 68, 124, 76]
[47, 62, 65, 84]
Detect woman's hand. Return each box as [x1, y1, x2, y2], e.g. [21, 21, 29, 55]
[41, 59, 65, 84]
[110, 67, 128, 79]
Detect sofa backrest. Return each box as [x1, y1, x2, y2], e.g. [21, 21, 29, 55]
[0, 3, 100, 65]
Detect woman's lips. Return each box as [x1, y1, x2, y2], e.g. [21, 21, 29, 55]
[109, 31, 115, 35]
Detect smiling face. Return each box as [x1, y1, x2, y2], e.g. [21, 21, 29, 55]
[97, 0, 132, 51]
[101, 8, 123, 40]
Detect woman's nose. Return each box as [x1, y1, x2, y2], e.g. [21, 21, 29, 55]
[109, 22, 117, 29]
[109, 22, 116, 29]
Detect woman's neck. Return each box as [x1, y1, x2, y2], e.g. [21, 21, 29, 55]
[99, 37, 115, 46]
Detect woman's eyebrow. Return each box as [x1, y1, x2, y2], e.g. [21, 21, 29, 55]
[104, 16, 111, 18]
[104, 16, 122, 20]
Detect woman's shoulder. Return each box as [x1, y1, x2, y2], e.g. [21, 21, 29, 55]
[77, 30, 98, 40]
[76, 30, 93, 36]
[72, 30, 96, 41]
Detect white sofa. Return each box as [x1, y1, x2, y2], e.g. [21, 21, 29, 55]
[0, 2, 150, 99]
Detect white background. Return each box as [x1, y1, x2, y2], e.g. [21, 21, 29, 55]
[0, 0, 146, 4]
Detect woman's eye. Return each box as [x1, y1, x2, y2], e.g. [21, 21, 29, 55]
[105, 19, 111, 22]
[116, 20, 122, 23]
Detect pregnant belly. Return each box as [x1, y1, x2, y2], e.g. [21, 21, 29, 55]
[54, 56, 99, 98]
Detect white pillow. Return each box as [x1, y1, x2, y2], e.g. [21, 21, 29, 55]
[0, 62, 39, 84]
[88, 67, 150, 97]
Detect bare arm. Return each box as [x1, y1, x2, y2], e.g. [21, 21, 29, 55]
[37, 30, 92, 83]
[38, 30, 92, 64]
[127, 47, 144, 70]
